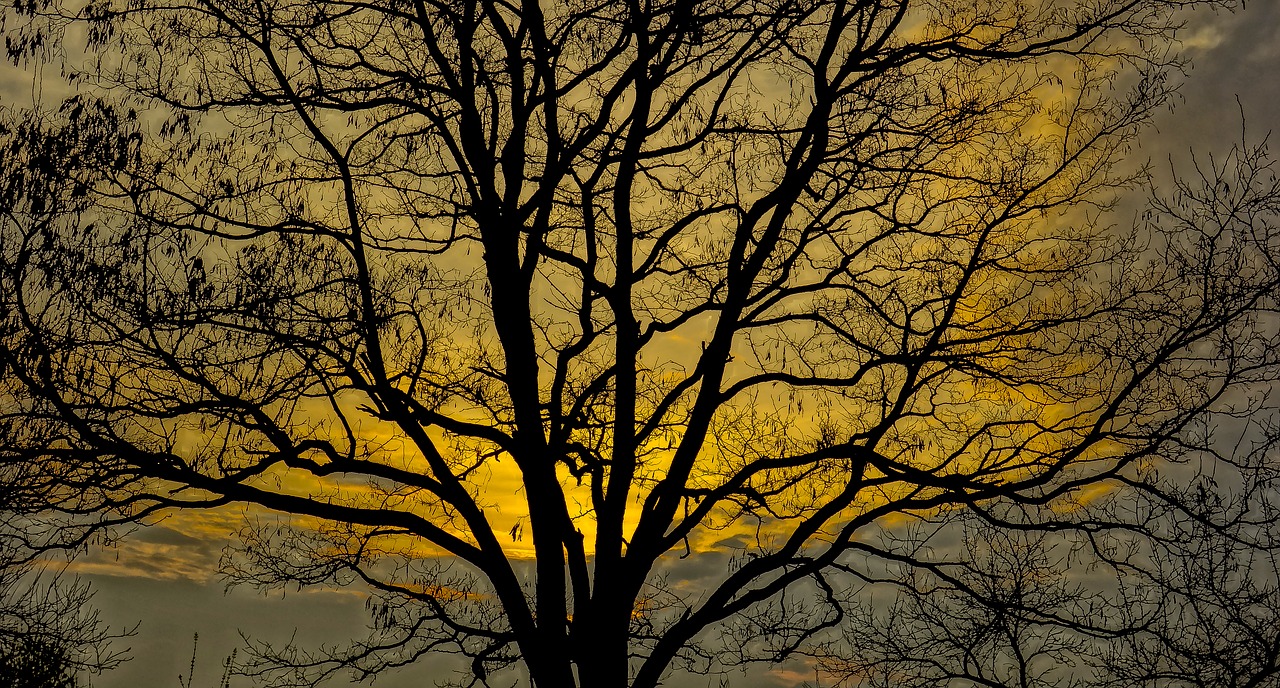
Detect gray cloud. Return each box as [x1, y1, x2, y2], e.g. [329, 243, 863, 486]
[1152, 3, 1280, 156]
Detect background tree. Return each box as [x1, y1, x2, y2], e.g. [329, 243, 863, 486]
[1, 420, 131, 688]
[812, 434, 1280, 688]
[1, 0, 1278, 686]
[810, 485, 1280, 688]
[1094, 140, 1280, 688]
[0, 377, 122, 680]
[811, 514, 1110, 688]
[0, 553, 127, 688]
[811, 139, 1280, 688]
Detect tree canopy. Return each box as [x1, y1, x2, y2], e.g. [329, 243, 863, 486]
[1, 0, 1278, 686]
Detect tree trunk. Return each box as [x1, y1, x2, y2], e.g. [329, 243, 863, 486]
[573, 601, 632, 688]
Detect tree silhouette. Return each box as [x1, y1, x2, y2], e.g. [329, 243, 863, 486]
[0, 515, 130, 688]
[813, 514, 1110, 688]
[813, 401, 1280, 688]
[0, 424, 132, 688]
[1, 0, 1278, 686]
[806, 138, 1280, 688]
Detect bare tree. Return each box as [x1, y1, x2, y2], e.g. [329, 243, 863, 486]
[810, 138, 1280, 688]
[2, 0, 1278, 686]
[810, 489, 1280, 688]
[1100, 497, 1280, 688]
[1, 419, 131, 687]
[810, 514, 1110, 688]
[0, 423, 131, 688]
[1094, 140, 1280, 688]
[0, 552, 128, 688]
[813, 442, 1280, 688]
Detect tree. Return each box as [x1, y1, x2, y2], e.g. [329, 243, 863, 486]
[809, 141, 1280, 688]
[0, 415, 131, 688]
[811, 417, 1280, 688]
[0, 554, 126, 688]
[811, 514, 1110, 688]
[1094, 142, 1280, 688]
[810, 486, 1280, 688]
[1, 0, 1277, 686]
[1, 445, 131, 688]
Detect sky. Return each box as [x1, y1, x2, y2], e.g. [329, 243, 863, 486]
[6, 2, 1279, 687]
[1145, 2, 1280, 172]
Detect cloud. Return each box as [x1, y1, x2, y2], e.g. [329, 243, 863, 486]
[1153, 4, 1280, 155]
[68, 504, 265, 584]
[70, 525, 223, 583]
